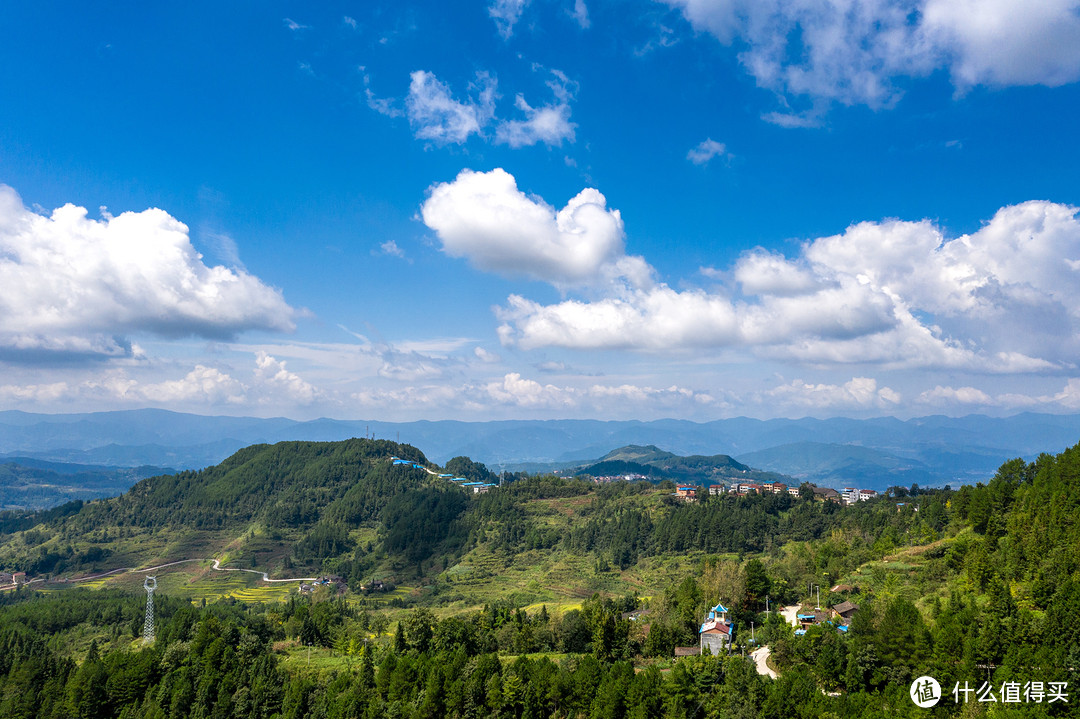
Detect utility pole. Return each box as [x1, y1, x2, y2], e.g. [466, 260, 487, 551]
[766, 595, 770, 614]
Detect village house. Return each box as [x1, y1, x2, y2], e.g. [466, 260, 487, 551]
[699, 602, 734, 655]
[675, 486, 698, 501]
[832, 601, 859, 621]
[812, 487, 841, 503]
[708, 484, 725, 496]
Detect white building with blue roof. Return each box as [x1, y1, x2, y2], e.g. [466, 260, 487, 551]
[699, 602, 733, 655]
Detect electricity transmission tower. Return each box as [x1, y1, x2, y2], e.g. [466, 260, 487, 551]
[143, 576, 157, 644]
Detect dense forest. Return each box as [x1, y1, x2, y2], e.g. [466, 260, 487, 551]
[1, 439, 1079, 716]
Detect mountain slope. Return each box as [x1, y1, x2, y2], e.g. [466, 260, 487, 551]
[0, 438, 452, 578]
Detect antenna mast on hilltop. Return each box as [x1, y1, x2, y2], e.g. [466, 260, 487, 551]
[143, 576, 157, 644]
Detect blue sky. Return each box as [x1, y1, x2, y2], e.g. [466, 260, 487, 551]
[1, 0, 1080, 421]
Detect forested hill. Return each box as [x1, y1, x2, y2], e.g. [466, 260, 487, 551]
[75, 439, 434, 530]
[575, 444, 786, 484]
[0, 438, 467, 579]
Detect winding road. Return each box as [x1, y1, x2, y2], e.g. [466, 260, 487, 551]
[60, 557, 315, 585]
[751, 646, 777, 678]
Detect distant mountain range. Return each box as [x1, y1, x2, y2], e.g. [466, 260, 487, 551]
[0, 457, 172, 510]
[2, 409, 1078, 494]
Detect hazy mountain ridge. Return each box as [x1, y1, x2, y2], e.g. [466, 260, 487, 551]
[2, 409, 1079, 488]
[0, 459, 172, 510]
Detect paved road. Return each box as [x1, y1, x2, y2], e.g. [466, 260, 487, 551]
[210, 558, 316, 583]
[781, 604, 801, 627]
[751, 646, 778, 679]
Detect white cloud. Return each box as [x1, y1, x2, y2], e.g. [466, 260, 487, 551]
[421, 168, 636, 287]
[0, 381, 69, 403]
[362, 70, 403, 118]
[0, 185, 296, 360]
[687, 138, 730, 165]
[921, 0, 1080, 89]
[0, 351, 329, 411]
[766, 377, 902, 409]
[377, 240, 407, 259]
[733, 250, 820, 296]
[283, 18, 308, 32]
[571, 0, 591, 29]
[490, 0, 531, 38]
[917, 385, 993, 405]
[486, 372, 575, 408]
[660, 0, 1080, 112]
[343, 16, 358, 29]
[406, 71, 496, 145]
[373, 68, 579, 150]
[495, 69, 578, 147]
[495, 96, 576, 147]
[139, 365, 247, 404]
[464, 173, 1079, 373]
[254, 352, 321, 405]
[1046, 378, 1080, 410]
[474, 346, 502, 363]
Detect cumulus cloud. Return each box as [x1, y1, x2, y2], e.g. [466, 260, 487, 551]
[0, 351, 330, 411]
[687, 138, 730, 165]
[921, 0, 1080, 89]
[660, 0, 1080, 113]
[917, 385, 994, 405]
[458, 173, 1079, 373]
[767, 377, 902, 409]
[0, 186, 296, 361]
[421, 168, 639, 287]
[490, 0, 531, 38]
[254, 352, 321, 404]
[733, 250, 820, 296]
[139, 365, 247, 404]
[406, 71, 496, 145]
